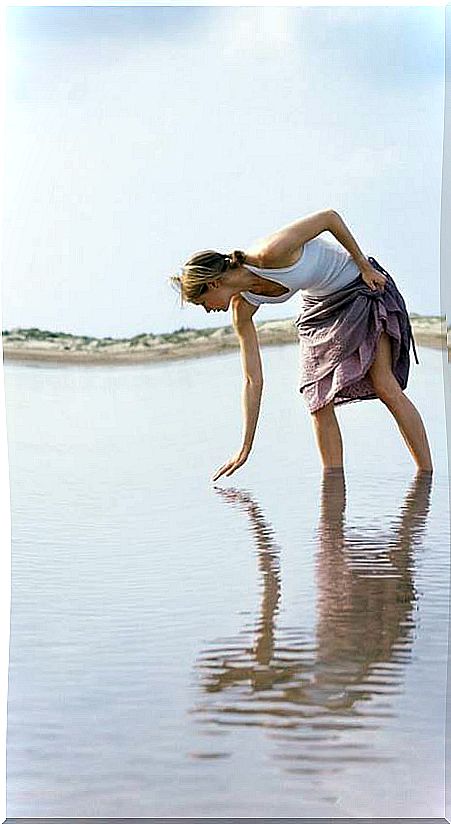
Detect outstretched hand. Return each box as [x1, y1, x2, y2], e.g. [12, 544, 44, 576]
[211, 446, 250, 482]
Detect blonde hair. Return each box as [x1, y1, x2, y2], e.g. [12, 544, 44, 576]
[169, 249, 247, 306]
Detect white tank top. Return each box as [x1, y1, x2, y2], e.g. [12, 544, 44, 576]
[240, 235, 363, 307]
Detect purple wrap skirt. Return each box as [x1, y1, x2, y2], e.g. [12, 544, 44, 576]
[293, 256, 419, 414]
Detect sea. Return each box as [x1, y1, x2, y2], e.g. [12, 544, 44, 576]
[3, 341, 449, 817]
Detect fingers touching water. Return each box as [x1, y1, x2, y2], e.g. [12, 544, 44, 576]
[211, 446, 250, 482]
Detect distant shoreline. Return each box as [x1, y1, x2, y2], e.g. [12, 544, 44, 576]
[2, 316, 448, 365]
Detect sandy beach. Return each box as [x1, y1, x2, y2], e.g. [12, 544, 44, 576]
[2, 315, 448, 365]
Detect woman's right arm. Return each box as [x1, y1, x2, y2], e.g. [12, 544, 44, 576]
[235, 303, 264, 453]
[211, 297, 263, 481]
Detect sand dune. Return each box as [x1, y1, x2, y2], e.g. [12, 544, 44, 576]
[2, 315, 448, 365]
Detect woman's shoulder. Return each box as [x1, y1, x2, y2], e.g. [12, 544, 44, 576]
[242, 243, 266, 267]
[243, 242, 304, 269]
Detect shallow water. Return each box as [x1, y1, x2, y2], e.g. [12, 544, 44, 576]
[4, 343, 449, 817]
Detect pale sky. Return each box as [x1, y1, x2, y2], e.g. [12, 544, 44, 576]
[1, 6, 445, 337]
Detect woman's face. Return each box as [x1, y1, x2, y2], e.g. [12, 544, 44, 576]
[194, 279, 232, 313]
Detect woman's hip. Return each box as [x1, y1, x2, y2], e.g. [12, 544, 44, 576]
[294, 255, 419, 366]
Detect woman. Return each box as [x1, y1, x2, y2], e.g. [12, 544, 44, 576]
[169, 209, 433, 480]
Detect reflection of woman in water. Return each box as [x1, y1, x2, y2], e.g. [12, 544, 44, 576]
[169, 211, 433, 479]
[192, 472, 433, 768]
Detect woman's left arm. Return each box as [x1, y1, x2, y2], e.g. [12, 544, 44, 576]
[262, 210, 386, 290]
[328, 211, 388, 291]
[262, 209, 366, 267]
[326, 210, 367, 267]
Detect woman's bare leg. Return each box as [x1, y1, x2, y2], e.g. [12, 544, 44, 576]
[311, 401, 344, 469]
[368, 331, 433, 472]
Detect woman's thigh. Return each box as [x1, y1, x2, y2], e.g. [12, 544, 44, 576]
[368, 330, 401, 397]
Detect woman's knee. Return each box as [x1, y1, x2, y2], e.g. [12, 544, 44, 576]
[371, 373, 403, 405]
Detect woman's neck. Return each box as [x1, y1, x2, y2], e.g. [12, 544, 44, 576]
[231, 265, 261, 294]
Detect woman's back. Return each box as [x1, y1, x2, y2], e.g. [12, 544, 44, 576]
[240, 235, 362, 307]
